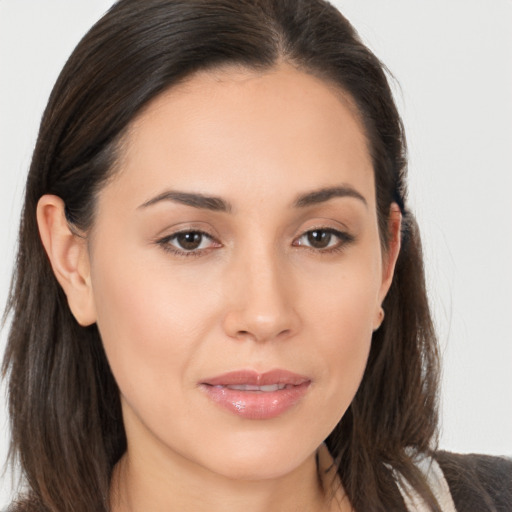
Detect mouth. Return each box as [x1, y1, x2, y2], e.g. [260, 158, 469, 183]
[217, 383, 290, 392]
[199, 369, 311, 420]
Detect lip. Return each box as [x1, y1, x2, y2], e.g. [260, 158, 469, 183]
[199, 369, 311, 420]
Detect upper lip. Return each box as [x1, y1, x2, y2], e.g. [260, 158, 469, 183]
[201, 369, 310, 387]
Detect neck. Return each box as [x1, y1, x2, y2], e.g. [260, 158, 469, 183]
[110, 444, 347, 512]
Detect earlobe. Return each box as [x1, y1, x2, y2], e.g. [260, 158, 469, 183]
[37, 195, 97, 326]
[373, 307, 385, 332]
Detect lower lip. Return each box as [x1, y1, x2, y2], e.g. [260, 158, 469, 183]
[200, 382, 310, 420]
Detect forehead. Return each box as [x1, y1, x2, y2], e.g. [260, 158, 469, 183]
[106, 63, 375, 211]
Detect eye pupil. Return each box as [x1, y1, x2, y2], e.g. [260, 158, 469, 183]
[307, 230, 331, 248]
[176, 232, 202, 250]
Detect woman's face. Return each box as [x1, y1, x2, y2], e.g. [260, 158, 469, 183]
[86, 64, 398, 480]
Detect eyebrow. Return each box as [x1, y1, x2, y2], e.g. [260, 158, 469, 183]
[138, 185, 366, 212]
[293, 185, 367, 209]
[139, 190, 232, 212]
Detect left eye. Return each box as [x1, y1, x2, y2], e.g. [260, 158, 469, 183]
[294, 229, 350, 250]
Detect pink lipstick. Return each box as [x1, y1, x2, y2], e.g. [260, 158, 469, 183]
[199, 369, 311, 420]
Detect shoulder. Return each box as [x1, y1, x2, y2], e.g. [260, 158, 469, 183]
[435, 450, 512, 511]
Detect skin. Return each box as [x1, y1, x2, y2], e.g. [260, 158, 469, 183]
[37, 64, 401, 512]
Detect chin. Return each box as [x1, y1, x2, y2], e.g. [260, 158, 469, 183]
[190, 427, 320, 482]
[203, 454, 308, 482]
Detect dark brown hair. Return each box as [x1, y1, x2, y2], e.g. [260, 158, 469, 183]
[2, 1, 440, 510]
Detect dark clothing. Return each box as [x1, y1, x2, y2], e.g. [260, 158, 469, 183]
[436, 451, 512, 511]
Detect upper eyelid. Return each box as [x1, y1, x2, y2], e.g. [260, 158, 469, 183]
[295, 226, 351, 238]
[167, 228, 215, 238]
[294, 227, 353, 242]
[160, 229, 219, 245]
[156, 226, 219, 241]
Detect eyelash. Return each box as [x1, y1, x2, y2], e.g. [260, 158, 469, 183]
[156, 227, 355, 258]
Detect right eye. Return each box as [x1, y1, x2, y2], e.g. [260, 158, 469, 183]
[157, 230, 221, 256]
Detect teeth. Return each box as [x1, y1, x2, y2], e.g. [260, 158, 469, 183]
[260, 384, 280, 392]
[228, 384, 260, 391]
[225, 383, 287, 392]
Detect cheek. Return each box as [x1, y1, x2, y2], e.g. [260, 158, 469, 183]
[88, 244, 222, 404]
[300, 255, 380, 412]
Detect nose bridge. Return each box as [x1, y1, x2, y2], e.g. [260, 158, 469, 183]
[223, 240, 299, 342]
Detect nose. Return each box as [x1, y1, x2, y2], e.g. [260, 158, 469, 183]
[222, 248, 301, 343]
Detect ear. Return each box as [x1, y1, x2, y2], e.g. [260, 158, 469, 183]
[37, 195, 97, 326]
[374, 203, 402, 328]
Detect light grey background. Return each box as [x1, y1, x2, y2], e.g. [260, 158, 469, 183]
[1, 0, 511, 506]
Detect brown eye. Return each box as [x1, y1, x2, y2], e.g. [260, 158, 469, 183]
[294, 228, 354, 252]
[158, 230, 220, 255]
[175, 232, 205, 251]
[157, 228, 223, 257]
[307, 230, 332, 249]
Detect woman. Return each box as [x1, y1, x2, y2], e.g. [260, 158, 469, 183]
[2, 0, 511, 511]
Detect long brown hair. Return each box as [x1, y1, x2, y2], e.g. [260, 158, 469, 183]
[3, 1, 440, 510]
